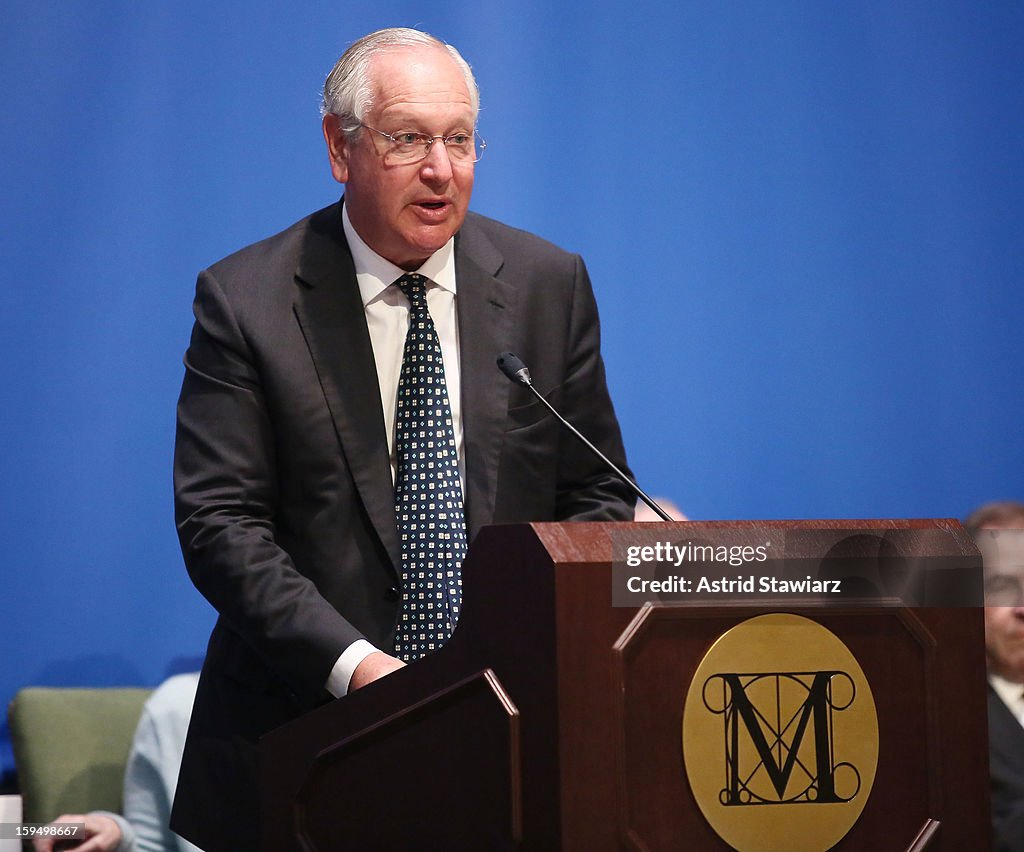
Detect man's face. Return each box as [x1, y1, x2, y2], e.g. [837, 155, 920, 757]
[981, 528, 1024, 681]
[986, 606, 1024, 681]
[323, 45, 475, 270]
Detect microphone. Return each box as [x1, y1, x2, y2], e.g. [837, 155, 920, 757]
[496, 352, 674, 522]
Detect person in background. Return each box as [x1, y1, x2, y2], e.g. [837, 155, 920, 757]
[966, 501, 1024, 852]
[33, 673, 201, 852]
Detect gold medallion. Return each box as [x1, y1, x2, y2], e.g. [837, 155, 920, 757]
[682, 613, 878, 851]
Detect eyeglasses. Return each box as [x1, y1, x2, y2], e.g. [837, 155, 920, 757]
[360, 124, 486, 164]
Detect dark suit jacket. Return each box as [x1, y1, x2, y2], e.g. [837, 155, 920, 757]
[990, 684, 1024, 851]
[170, 202, 633, 850]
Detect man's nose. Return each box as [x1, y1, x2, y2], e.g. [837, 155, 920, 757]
[420, 139, 454, 181]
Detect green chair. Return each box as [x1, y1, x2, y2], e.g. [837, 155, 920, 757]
[8, 686, 152, 823]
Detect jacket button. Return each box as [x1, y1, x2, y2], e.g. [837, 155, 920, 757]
[386, 586, 400, 601]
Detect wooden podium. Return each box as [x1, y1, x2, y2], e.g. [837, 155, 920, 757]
[261, 520, 991, 850]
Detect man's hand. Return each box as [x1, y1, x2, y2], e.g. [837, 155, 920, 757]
[32, 813, 122, 852]
[349, 651, 406, 691]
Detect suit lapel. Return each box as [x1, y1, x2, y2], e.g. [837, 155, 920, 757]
[455, 220, 516, 537]
[288, 207, 514, 565]
[292, 203, 401, 571]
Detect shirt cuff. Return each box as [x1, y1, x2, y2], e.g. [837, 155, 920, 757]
[325, 639, 380, 698]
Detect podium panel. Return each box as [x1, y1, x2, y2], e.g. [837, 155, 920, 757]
[261, 520, 990, 851]
[293, 671, 520, 850]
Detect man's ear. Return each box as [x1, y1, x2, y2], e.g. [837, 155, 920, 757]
[322, 114, 349, 184]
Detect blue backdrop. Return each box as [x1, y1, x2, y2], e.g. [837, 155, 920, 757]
[2, 2, 1021, 781]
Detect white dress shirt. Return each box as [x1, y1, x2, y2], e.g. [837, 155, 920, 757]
[325, 203, 463, 698]
[991, 671, 1024, 727]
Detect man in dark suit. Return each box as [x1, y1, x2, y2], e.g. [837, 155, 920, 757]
[170, 27, 633, 850]
[968, 502, 1024, 851]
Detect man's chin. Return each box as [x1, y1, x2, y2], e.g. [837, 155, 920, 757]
[405, 229, 457, 259]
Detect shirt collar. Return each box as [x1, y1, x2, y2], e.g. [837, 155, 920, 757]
[342, 201, 457, 307]
[990, 670, 1024, 714]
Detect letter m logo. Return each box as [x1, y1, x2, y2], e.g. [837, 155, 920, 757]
[703, 671, 860, 806]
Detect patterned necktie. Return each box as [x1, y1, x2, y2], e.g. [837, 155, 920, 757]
[392, 273, 467, 661]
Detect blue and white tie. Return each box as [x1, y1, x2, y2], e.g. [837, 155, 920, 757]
[392, 273, 466, 661]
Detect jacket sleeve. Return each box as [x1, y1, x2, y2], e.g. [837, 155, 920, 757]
[550, 254, 635, 521]
[173, 268, 362, 702]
